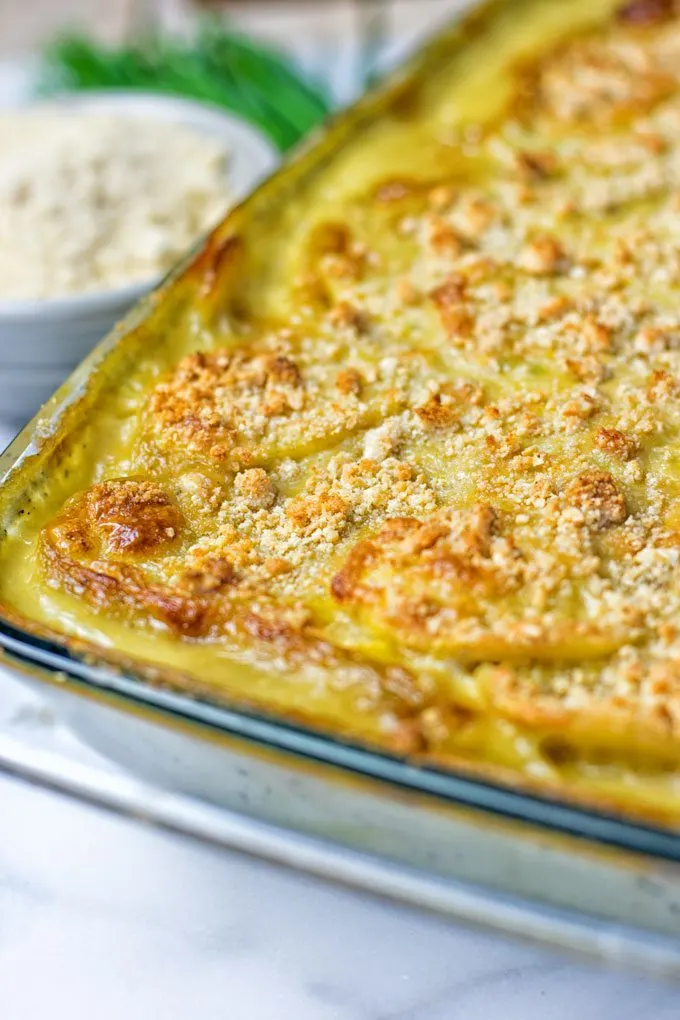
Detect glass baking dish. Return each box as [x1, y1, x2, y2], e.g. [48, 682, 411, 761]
[0, 0, 679, 971]
[2, 626, 680, 975]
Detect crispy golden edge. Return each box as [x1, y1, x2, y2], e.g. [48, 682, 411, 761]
[39, 480, 445, 750]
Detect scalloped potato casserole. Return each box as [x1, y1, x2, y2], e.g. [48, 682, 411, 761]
[4, 0, 680, 823]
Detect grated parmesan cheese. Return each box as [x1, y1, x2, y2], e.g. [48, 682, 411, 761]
[0, 111, 231, 300]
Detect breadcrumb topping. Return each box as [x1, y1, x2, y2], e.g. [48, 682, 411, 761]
[36, 5, 680, 793]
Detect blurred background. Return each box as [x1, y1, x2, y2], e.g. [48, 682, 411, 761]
[0, 0, 455, 111]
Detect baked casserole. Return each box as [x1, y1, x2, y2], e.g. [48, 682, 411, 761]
[3, 0, 680, 824]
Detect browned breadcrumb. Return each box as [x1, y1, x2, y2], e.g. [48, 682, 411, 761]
[565, 471, 627, 530]
[148, 349, 306, 464]
[515, 149, 558, 180]
[538, 295, 573, 323]
[561, 392, 600, 424]
[395, 278, 420, 306]
[429, 218, 465, 257]
[518, 236, 569, 276]
[429, 275, 474, 338]
[581, 317, 614, 354]
[648, 368, 679, 399]
[454, 196, 497, 240]
[234, 469, 277, 509]
[335, 367, 363, 396]
[181, 557, 238, 595]
[427, 184, 456, 212]
[313, 221, 369, 280]
[595, 426, 640, 460]
[565, 356, 607, 384]
[328, 300, 370, 332]
[287, 491, 348, 531]
[414, 393, 461, 431]
[262, 557, 293, 578]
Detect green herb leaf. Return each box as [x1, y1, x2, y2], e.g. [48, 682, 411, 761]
[38, 22, 332, 152]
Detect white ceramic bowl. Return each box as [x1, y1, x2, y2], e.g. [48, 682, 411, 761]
[0, 91, 278, 422]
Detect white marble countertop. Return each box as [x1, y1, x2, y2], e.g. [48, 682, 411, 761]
[1, 660, 679, 1020]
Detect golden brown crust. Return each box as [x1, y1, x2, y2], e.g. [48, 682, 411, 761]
[147, 349, 305, 466]
[49, 480, 184, 559]
[144, 336, 429, 472]
[331, 505, 633, 661]
[29, 3, 680, 817]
